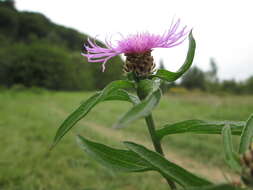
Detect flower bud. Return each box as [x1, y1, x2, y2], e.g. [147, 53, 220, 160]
[123, 50, 155, 77]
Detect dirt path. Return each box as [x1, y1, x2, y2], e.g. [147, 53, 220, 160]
[52, 104, 239, 183]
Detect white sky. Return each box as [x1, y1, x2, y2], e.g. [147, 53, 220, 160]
[16, 0, 253, 81]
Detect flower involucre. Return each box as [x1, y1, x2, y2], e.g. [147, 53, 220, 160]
[82, 19, 189, 76]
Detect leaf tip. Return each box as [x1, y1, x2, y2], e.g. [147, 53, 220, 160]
[76, 135, 88, 149]
[49, 144, 55, 152]
[49, 140, 58, 151]
[123, 141, 136, 149]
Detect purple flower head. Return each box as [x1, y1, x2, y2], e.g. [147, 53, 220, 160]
[82, 19, 189, 72]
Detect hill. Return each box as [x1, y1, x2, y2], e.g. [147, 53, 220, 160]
[0, 0, 123, 90]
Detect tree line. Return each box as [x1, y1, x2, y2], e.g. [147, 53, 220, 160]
[0, 0, 123, 91]
[160, 59, 253, 94]
[1, 1, 252, 94]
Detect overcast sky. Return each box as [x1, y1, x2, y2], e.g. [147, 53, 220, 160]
[16, 0, 253, 80]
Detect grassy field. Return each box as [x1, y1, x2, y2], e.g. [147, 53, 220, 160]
[0, 89, 253, 190]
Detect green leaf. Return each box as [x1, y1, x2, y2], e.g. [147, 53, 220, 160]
[103, 89, 140, 105]
[154, 30, 196, 82]
[137, 78, 161, 100]
[114, 90, 161, 128]
[52, 80, 134, 148]
[98, 80, 135, 100]
[124, 141, 212, 188]
[187, 184, 242, 190]
[156, 120, 245, 140]
[77, 135, 152, 172]
[222, 125, 241, 172]
[239, 114, 253, 154]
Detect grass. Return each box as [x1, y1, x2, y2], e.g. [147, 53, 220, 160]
[0, 89, 253, 190]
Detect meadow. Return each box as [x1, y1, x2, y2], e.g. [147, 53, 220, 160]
[0, 89, 253, 190]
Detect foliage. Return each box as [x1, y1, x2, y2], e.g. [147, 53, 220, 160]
[245, 76, 253, 94]
[204, 58, 220, 92]
[0, 4, 18, 37]
[0, 42, 94, 90]
[181, 66, 206, 90]
[17, 12, 52, 40]
[50, 32, 253, 189]
[155, 57, 253, 95]
[221, 80, 243, 94]
[2, 2, 252, 189]
[0, 1, 123, 90]
[176, 58, 253, 95]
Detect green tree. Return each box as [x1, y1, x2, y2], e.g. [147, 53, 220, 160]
[205, 58, 220, 92]
[221, 79, 243, 94]
[0, 0, 124, 90]
[245, 76, 253, 94]
[206, 58, 218, 82]
[89, 56, 123, 90]
[181, 66, 206, 90]
[18, 12, 52, 40]
[0, 0, 15, 9]
[0, 42, 93, 90]
[0, 5, 18, 38]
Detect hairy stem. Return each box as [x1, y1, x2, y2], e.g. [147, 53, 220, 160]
[134, 76, 176, 189]
[144, 115, 164, 155]
[144, 114, 177, 190]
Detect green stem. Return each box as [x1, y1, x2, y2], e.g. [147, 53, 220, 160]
[144, 114, 177, 190]
[134, 76, 176, 189]
[144, 115, 164, 155]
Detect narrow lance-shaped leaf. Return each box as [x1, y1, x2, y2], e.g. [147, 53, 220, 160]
[114, 90, 161, 128]
[222, 125, 241, 172]
[239, 114, 253, 154]
[77, 135, 152, 172]
[51, 80, 135, 148]
[156, 120, 245, 140]
[124, 141, 212, 188]
[154, 30, 196, 82]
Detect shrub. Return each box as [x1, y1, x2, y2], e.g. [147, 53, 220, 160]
[0, 42, 95, 90]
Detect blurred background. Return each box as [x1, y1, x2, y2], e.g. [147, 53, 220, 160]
[0, 0, 253, 190]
